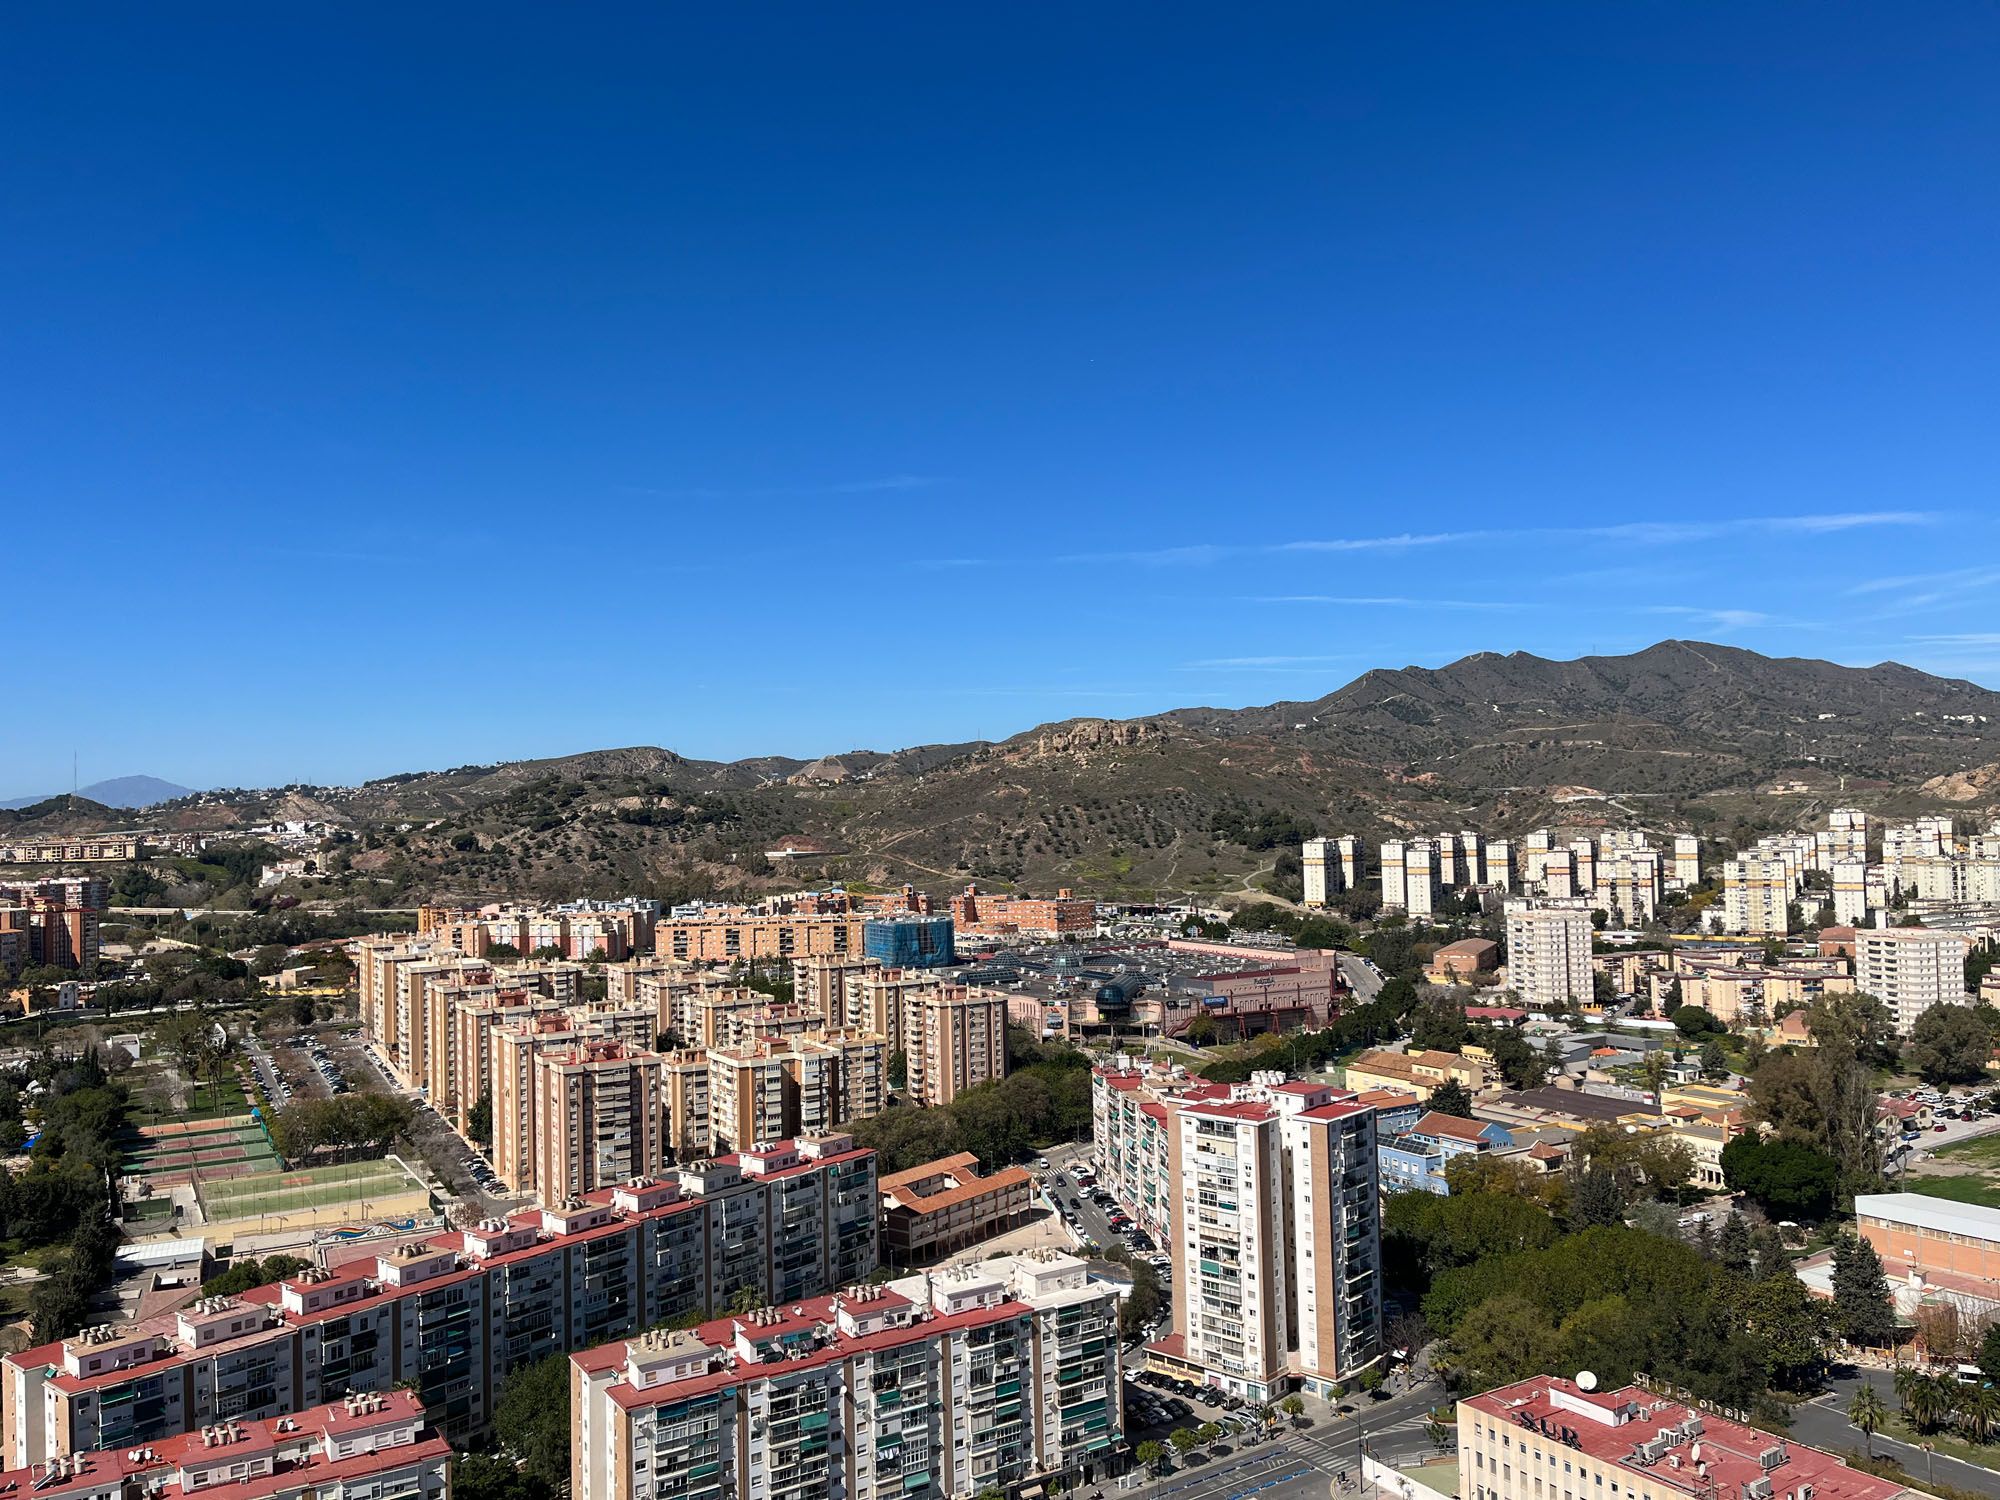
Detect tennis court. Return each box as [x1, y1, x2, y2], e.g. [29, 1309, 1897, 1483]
[125, 1118, 280, 1186]
[196, 1157, 424, 1222]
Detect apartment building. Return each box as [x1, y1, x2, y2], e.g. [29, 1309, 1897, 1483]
[879, 1153, 1034, 1265]
[1164, 1077, 1380, 1400]
[1503, 898, 1593, 1009]
[0, 878, 107, 971]
[907, 985, 1008, 1107]
[0, 834, 148, 864]
[1379, 839, 1442, 916]
[1855, 926, 1971, 1035]
[1595, 847, 1662, 923]
[661, 909, 867, 962]
[1303, 837, 1336, 907]
[1669, 833, 1700, 890]
[529, 1041, 670, 1203]
[1721, 855, 1793, 936]
[705, 1029, 886, 1151]
[571, 1251, 1123, 1500]
[1460, 1375, 1919, 1500]
[3, 1138, 877, 1466]
[0, 1391, 448, 1500]
[861, 914, 956, 969]
[949, 884, 1097, 939]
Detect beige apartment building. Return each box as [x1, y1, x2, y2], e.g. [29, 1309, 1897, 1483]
[706, 1028, 887, 1149]
[657, 909, 865, 962]
[529, 1041, 670, 1204]
[908, 985, 1008, 1107]
[1855, 925, 1971, 1035]
[1503, 898, 1593, 1009]
[1722, 854, 1793, 935]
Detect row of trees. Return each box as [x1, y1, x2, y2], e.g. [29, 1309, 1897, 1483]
[847, 1028, 1092, 1173]
[1388, 1158, 1899, 1414]
[267, 1092, 414, 1162]
[3, 1047, 131, 1340]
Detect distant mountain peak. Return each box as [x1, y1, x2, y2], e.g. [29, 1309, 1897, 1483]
[0, 774, 195, 812]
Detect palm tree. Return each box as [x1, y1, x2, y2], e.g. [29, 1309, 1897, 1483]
[1907, 1374, 1951, 1436]
[1894, 1364, 1926, 1423]
[1956, 1382, 2000, 1445]
[1848, 1386, 1888, 1458]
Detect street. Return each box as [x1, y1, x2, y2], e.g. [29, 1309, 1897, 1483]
[1044, 1141, 1156, 1257]
[1118, 1382, 1450, 1500]
[1792, 1367, 2000, 1498]
[1337, 954, 1384, 1004]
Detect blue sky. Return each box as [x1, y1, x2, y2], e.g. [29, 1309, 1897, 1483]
[5, 6, 1999, 795]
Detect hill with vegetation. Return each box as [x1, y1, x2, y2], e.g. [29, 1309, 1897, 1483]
[77, 641, 2000, 904]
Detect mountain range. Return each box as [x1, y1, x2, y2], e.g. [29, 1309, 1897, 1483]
[0, 775, 194, 812]
[24, 642, 2000, 902]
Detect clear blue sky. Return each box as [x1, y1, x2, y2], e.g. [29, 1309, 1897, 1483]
[6, 6, 1999, 795]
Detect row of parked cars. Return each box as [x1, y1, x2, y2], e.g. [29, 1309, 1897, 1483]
[285, 1032, 352, 1092]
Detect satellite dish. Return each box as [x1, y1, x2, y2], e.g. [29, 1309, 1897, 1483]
[1576, 1371, 1598, 1392]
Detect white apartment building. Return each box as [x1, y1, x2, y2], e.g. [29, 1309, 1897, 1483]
[1832, 858, 1872, 926]
[1169, 1077, 1380, 1401]
[1855, 926, 1971, 1036]
[1303, 838, 1335, 907]
[1669, 833, 1700, 890]
[1502, 898, 1593, 1009]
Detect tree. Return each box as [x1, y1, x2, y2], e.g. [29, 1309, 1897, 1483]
[728, 1284, 763, 1315]
[1184, 1014, 1220, 1047]
[1196, 1421, 1223, 1448]
[1569, 1166, 1626, 1228]
[1672, 1005, 1722, 1039]
[1280, 1394, 1306, 1421]
[1488, 1029, 1551, 1091]
[1959, 1381, 2000, 1444]
[1980, 1320, 2000, 1386]
[1410, 993, 1471, 1053]
[1906, 1002, 1993, 1086]
[1720, 1134, 1840, 1221]
[1168, 1427, 1200, 1457]
[1830, 1234, 1897, 1349]
[452, 1454, 550, 1500]
[887, 1050, 908, 1091]
[1716, 1215, 1755, 1276]
[467, 1090, 493, 1150]
[1806, 991, 1899, 1069]
[1134, 1440, 1166, 1473]
[1427, 1079, 1473, 1119]
[1698, 1038, 1730, 1081]
[1735, 1271, 1829, 1390]
[1848, 1386, 1888, 1458]
[490, 1353, 571, 1491]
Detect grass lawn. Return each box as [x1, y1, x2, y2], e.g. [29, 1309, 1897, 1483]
[1879, 1411, 2000, 1469]
[1928, 1134, 2000, 1168]
[1907, 1131, 2000, 1208]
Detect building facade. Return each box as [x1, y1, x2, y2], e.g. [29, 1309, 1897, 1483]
[571, 1252, 1123, 1500]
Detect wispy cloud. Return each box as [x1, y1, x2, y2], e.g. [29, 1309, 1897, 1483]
[1907, 633, 2000, 647]
[1246, 595, 1521, 609]
[621, 474, 947, 501]
[927, 511, 1934, 572]
[1182, 653, 1364, 668]
[1640, 605, 1799, 630]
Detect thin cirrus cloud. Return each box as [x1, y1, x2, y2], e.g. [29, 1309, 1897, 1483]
[1639, 605, 1802, 630]
[939, 511, 1934, 571]
[622, 474, 946, 501]
[1246, 594, 1521, 609]
[1181, 653, 1365, 669]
